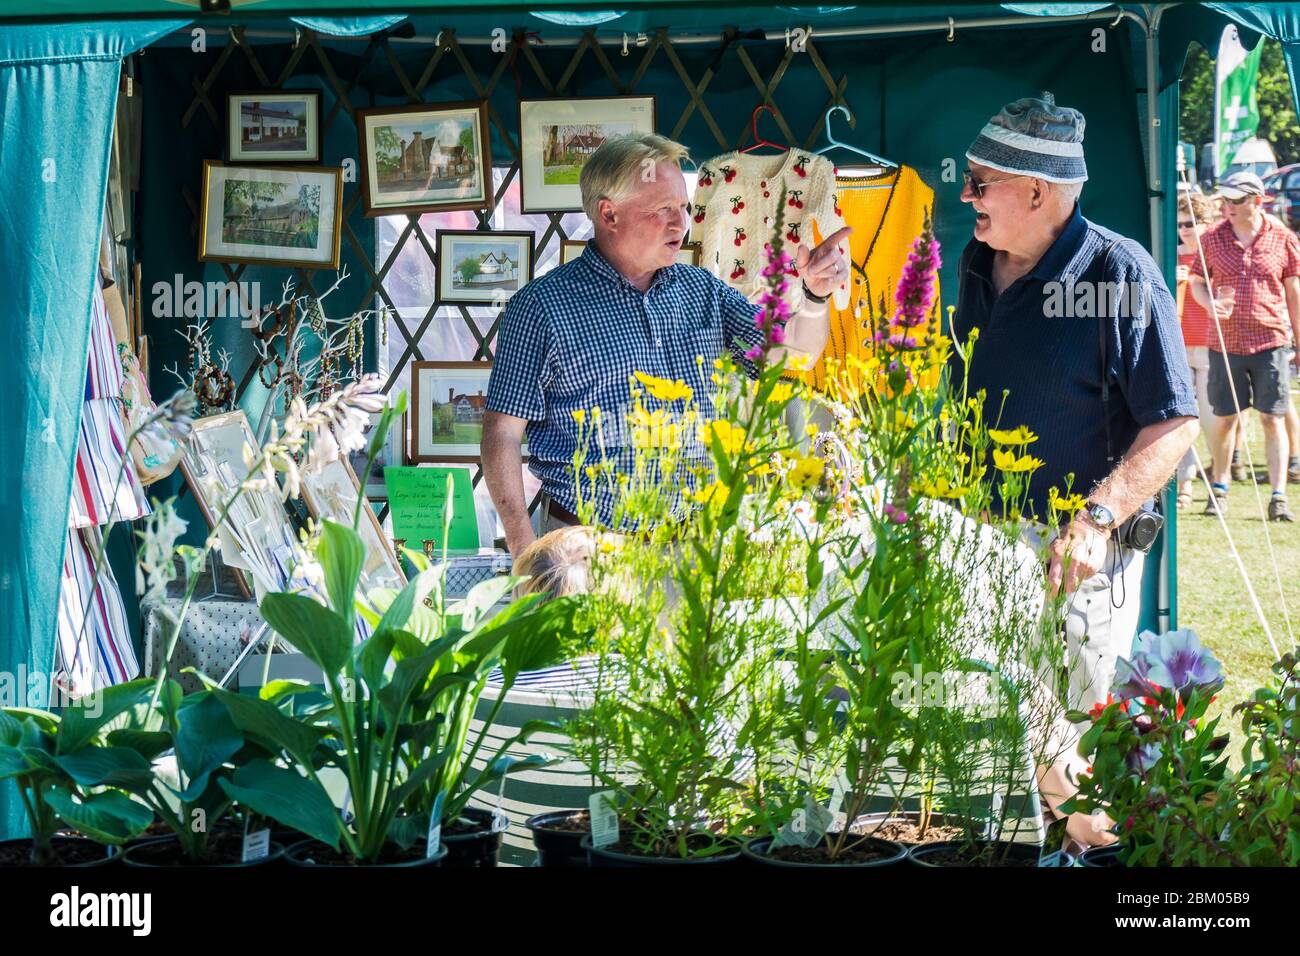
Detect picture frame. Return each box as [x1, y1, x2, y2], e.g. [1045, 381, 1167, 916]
[178, 409, 299, 600]
[199, 161, 343, 269]
[300, 455, 406, 592]
[227, 91, 322, 163]
[411, 361, 526, 463]
[519, 96, 657, 213]
[435, 230, 534, 306]
[347, 408, 407, 502]
[356, 100, 493, 217]
[559, 237, 700, 266]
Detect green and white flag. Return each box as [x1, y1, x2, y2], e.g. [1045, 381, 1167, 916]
[1214, 25, 1265, 177]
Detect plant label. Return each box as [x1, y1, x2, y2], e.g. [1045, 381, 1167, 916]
[427, 792, 444, 859]
[773, 794, 834, 849]
[241, 828, 271, 863]
[589, 790, 619, 848]
[491, 812, 509, 833]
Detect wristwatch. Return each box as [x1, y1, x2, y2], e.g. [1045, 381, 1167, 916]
[1082, 500, 1116, 535]
[802, 281, 830, 304]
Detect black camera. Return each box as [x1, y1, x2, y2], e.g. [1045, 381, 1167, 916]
[1115, 503, 1163, 553]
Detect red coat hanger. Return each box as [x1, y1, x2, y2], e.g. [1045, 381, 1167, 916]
[740, 104, 789, 154]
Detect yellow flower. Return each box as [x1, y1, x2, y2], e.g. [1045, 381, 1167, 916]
[917, 476, 970, 499]
[787, 456, 826, 491]
[692, 481, 730, 506]
[993, 448, 1044, 473]
[805, 422, 819, 437]
[571, 409, 587, 425]
[988, 425, 1038, 446]
[706, 419, 747, 455]
[634, 370, 694, 403]
[631, 403, 681, 449]
[767, 381, 797, 405]
[1048, 487, 1087, 516]
[591, 406, 602, 422]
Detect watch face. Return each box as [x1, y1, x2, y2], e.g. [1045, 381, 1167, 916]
[1088, 503, 1116, 528]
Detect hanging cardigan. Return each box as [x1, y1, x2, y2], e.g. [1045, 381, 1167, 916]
[806, 164, 937, 392]
[690, 149, 851, 312]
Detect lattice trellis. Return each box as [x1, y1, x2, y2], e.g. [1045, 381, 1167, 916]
[175, 21, 863, 519]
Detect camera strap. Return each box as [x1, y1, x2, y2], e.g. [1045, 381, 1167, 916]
[1097, 239, 1124, 471]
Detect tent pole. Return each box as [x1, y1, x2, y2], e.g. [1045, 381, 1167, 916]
[197, 8, 1142, 47]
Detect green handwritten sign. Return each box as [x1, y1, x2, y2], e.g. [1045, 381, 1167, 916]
[383, 466, 479, 554]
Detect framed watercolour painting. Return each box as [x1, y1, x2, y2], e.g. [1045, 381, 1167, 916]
[199, 161, 342, 269]
[357, 100, 493, 217]
[518, 96, 656, 213]
[435, 230, 534, 305]
[227, 91, 321, 163]
[411, 361, 526, 462]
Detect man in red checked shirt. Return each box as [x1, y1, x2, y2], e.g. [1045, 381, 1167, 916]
[1188, 171, 1300, 522]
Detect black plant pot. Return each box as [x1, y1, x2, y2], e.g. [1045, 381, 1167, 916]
[0, 837, 120, 867]
[442, 807, 506, 868]
[1079, 844, 1124, 868]
[907, 840, 1062, 868]
[581, 835, 744, 867]
[284, 838, 448, 867]
[525, 810, 589, 868]
[123, 835, 284, 868]
[742, 835, 908, 868]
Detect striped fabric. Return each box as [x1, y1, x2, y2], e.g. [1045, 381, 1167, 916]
[55, 525, 139, 696]
[56, 280, 148, 697]
[68, 283, 149, 528]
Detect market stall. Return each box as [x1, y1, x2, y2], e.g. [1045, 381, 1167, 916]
[2, 0, 1298, 855]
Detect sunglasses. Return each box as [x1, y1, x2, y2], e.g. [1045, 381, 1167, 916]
[963, 170, 1025, 198]
[1223, 194, 1255, 206]
[1177, 220, 1196, 228]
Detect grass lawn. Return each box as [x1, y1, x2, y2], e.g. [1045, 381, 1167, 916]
[1175, 407, 1298, 752]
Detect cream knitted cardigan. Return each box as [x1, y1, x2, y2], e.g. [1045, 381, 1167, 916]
[689, 148, 851, 311]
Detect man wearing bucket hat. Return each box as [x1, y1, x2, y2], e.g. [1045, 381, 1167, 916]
[949, 93, 1199, 716]
[1186, 170, 1300, 522]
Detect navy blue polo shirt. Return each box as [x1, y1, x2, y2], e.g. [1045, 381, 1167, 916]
[948, 203, 1197, 520]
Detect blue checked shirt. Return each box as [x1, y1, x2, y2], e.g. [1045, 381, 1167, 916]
[486, 242, 765, 526]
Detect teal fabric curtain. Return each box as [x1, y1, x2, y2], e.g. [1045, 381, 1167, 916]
[0, 17, 188, 841]
[289, 15, 407, 36]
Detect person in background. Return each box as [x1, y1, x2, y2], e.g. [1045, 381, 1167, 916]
[1188, 171, 1300, 521]
[1174, 192, 1219, 509]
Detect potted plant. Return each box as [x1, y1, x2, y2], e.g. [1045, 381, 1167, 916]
[0, 689, 154, 866]
[204, 517, 579, 868]
[1064, 630, 1243, 866]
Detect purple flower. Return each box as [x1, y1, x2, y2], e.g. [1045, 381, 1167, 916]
[1144, 629, 1223, 693]
[1126, 740, 1163, 774]
[890, 216, 941, 338]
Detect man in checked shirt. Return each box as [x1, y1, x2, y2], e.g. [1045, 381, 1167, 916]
[1188, 171, 1300, 522]
[481, 133, 851, 555]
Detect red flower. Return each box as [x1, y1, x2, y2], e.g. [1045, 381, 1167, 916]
[1089, 693, 1116, 720]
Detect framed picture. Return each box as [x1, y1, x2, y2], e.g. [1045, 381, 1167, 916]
[356, 100, 493, 217]
[347, 408, 406, 502]
[301, 455, 406, 592]
[519, 96, 657, 213]
[179, 410, 299, 599]
[435, 230, 534, 305]
[411, 361, 526, 463]
[559, 237, 700, 266]
[199, 161, 342, 269]
[227, 91, 321, 163]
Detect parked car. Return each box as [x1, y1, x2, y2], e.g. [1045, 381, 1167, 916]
[1262, 163, 1300, 231]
